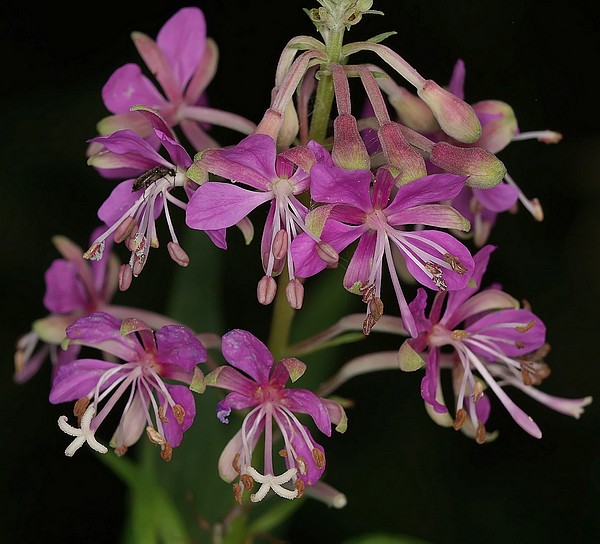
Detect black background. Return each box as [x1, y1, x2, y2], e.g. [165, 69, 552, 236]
[1, 1, 599, 543]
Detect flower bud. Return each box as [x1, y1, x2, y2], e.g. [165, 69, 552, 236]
[388, 86, 439, 134]
[332, 114, 371, 170]
[430, 141, 507, 189]
[417, 80, 481, 143]
[378, 123, 427, 185]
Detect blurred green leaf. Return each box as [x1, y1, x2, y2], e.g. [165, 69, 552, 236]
[343, 533, 431, 544]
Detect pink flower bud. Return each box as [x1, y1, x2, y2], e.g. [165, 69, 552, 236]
[417, 80, 481, 143]
[388, 86, 439, 134]
[332, 114, 371, 170]
[378, 123, 427, 185]
[430, 141, 507, 188]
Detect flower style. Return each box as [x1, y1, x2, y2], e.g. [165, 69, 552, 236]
[186, 133, 327, 309]
[291, 156, 475, 337]
[94, 7, 255, 151]
[50, 312, 206, 459]
[205, 329, 346, 503]
[85, 107, 227, 290]
[14, 229, 119, 384]
[429, 60, 562, 246]
[401, 245, 592, 442]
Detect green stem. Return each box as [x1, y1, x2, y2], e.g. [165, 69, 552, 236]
[308, 23, 347, 144]
[267, 270, 295, 361]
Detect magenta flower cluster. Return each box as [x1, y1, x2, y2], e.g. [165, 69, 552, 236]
[14, 2, 590, 513]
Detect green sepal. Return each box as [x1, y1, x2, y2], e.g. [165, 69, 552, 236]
[398, 340, 426, 372]
[367, 31, 397, 43]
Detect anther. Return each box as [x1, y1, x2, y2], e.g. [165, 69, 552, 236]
[295, 479, 305, 498]
[443, 253, 468, 274]
[472, 381, 484, 403]
[158, 405, 168, 423]
[312, 448, 325, 470]
[233, 483, 243, 505]
[359, 283, 375, 303]
[257, 275, 277, 305]
[83, 241, 105, 261]
[272, 229, 288, 260]
[452, 329, 469, 340]
[362, 314, 377, 336]
[316, 242, 339, 267]
[146, 426, 166, 445]
[286, 278, 304, 309]
[114, 217, 137, 244]
[453, 408, 467, 430]
[160, 442, 173, 462]
[73, 397, 90, 420]
[369, 297, 384, 322]
[296, 456, 308, 476]
[240, 474, 254, 491]
[279, 449, 288, 458]
[232, 453, 241, 474]
[173, 404, 185, 425]
[475, 422, 487, 445]
[115, 445, 128, 457]
[515, 320, 535, 333]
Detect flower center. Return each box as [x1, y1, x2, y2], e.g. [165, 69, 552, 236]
[269, 176, 295, 198]
[365, 208, 388, 231]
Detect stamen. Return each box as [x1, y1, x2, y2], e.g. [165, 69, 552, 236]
[312, 448, 325, 470]
[146, 425, 166, 445]
[472, 381, 484, 403]
[296, 456, 308, 476]
[362, 313, 377, 336]
[83, 241, 105, 261]
[240, 474, 254, 491]
[425, 261, 447, 291]
[232, 452, 241, 474]
[158, 405, 168, 422]
[279, 449, 288, 457]
[475, 421, 487, 444]
[295, 479, 305, 498]
[173, 404, 185, 425]
[115, 445, 128, 457]
[443, 253, 467, 274]
[452, 329, 469, 340]
[73, 397, 90, 421]
[233, 483, 244, 505]
[515, 320, 535, 333]
[161, 442, 173, 462]
[369, 297, 384, 322]
[453, 408, 467, 430]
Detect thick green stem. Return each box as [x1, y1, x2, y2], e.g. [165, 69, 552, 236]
[308, 24, 347, 144]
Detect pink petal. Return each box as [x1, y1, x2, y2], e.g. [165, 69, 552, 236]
[282, 388, 333, 436]
[43, 260, 86, 314]
[156, 7, 206, 90]
[160, 384, 196, 447]
[473, 182, 519, 213]
[448, 59, 466, 100]
[343, 230, 377, 290]
[309, 163, 373, 211]
[185, 182, 271, 230]
[102, 64, 167, 114]
[49, 358, 120, 404]
[155, 325, 207, 373]
[221, 329, 274, 384]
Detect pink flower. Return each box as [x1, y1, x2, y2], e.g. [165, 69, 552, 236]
[51, 312, 206, 459]
[95, 7, 255, 151]
[291, 151, 474, 337]
[205, 329, 346, 503]
[402, 245, 592, 442]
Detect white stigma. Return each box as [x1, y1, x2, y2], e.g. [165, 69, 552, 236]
[243, 466, 299, 502]
[57, 405, 108, 457]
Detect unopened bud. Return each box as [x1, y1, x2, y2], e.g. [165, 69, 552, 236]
[378, 123, 426, 184]
[167, 242, 190, 267]
[430, 141, 507, 188]
[417, 80, 481, 143]
[332, 114, 371, 170]
[257, 275, 277, 305]
[286, 278, 304, 309]
[388, 86, 439, 133]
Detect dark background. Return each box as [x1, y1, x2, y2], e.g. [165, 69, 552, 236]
[1, 1, 599, 543]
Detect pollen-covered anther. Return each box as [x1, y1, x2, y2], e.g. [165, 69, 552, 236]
[362, 313, 377, 336]
[425, 261, 448, 291]
[295, 479, 305, 498]
[296, 456, 308, 476]
[158, 405, 168, 422]
[279, 449, 288, 457]
[443, 253, 468, 274]
[146, 425, 166, 445]
[475, 421, 487, 445]
[472, 381, 484, 403]
[272, 229, 288, 260]
[520, 365, 533, 386]
[233, 483, 244, 505]
[232, 452, 241, 474]
[515, 320, 536, 333]
[312, 448, 325, 470]
[115, 445, 128, 457]
[173, 404, 185, 425]
[369, 297, 384, 322]
[160, 442, 173, 462]
[359, 283, 376, 303]
[73, 397, 90, 420]
[240, 473, 254, 491]
[452, 329, 469, 340]
[83, 241, 105, 261]
[453, 408, 467, 430]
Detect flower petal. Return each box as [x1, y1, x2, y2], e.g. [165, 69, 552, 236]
[43, 260, 86, 314]
[160, 384, 196, 447]
[309, 163, 373, 211]
[473, 182, 519, 213]
[155, 325, 207, 374]
[221, 329, 274, 384]
[282, 388, 332, 436]
[343, 230, 377, 291]
[186, 182, 271, 230]
[49, 358, 120, 403]
[387, 204, 470, 232]
[101, 64, 166, 114]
